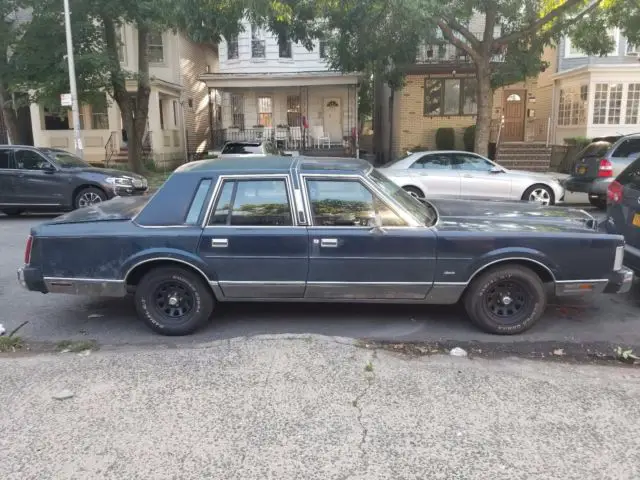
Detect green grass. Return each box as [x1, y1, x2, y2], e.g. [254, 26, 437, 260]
[0, 336, 23, 353]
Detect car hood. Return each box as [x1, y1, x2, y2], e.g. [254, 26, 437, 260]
[45, 196, 150, 225]
[429, 198, 597, 233]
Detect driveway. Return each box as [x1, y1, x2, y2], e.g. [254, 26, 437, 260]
[2, 211, 640, 353]
[1, 336, 639, 479]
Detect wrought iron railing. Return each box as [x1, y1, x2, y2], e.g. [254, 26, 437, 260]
[251, 40, 266, 58]
[104, 131, 118, 167]
[416, 41, 506, 64]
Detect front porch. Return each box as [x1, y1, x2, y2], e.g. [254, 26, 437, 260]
[201, 72, 360, 155]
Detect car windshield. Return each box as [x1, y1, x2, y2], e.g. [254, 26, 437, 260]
[367, 168, 436, 226]
[578, 141, 612, 159]
[45, 150, 90, 168]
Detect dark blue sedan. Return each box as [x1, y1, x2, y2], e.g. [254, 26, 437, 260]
[18, 156, 633, 335]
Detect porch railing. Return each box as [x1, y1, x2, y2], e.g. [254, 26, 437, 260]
[251, 40, 266, 58]
[104, 130, 118, 167]
[416, 40, 505, 64]
[211, 127, 358, 152]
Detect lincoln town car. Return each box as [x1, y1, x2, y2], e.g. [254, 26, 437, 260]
[18, 157, 633, 336]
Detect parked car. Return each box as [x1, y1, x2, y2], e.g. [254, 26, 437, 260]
[18, 156, 631, 336]
[378, 150, 564, 206]
[0, 145, 148, 216]
[220, 140, 282, 157]
[603, 156, 640, 274]
[564, 134, 640, 209]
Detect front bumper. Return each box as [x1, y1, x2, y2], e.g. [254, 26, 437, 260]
[604, 266, 634, 294]
[17, 266, 47, 293]
[108, 186, 148, 198]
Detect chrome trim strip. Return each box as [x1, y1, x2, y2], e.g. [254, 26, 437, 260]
[466, 257, 558, 284]
[555, 279, 608, 284]
[123, 257, 214, 284]
[625, 244, 640, 258]
[43, 276, 124, 283]
[307, 281, 432, 285]
[43, 277, 127, 297]
[219, 280, 305, 285]
[0, 202, 62, 206]
[201, 173, 298, 228]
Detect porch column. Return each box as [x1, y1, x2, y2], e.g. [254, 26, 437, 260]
[147, 89, 162, 150]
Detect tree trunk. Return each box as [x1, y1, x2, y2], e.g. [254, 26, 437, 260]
[387, 88, 394, 163]
[474, 63, 493, 157]
[128, 25, 151, 174]
[0, 85, 21, 145]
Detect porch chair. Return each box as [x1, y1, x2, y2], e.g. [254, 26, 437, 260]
[290, 126, 303, 149]
[260, 127, 274, 141]
[312, 126, 331, 148]
[275, 127, 288, 148]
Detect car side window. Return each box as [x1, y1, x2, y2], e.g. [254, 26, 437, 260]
[410, 154, 451, 170]
[0, 149, 13, 169]
[452, 154, 494, 172]
[208, 179, 293, 226]
[306, 179, 407, 227]
[15, 150, 51, 170]
[185, 179, 212, 225]
[612, 139, 640, 158]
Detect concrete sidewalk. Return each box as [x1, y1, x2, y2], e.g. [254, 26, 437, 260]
[2, 336, 639, 479]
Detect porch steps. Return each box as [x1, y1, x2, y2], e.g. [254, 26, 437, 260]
[495, 142, 552, 172]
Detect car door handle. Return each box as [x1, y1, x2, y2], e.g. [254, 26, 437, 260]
[320, 238, 338, 248]
[211, 238, 228, 248]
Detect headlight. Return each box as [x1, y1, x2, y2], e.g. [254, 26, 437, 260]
[105, 176, 134, 187]
[614, 245, 624, 271]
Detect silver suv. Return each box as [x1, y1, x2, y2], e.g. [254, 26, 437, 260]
[564, 134, 640, 209]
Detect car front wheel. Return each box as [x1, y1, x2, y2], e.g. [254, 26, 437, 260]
[522, 184, 554, 206]
[74, 187, 107, 209]
[134, 266, 214, 336]
[464, 264, 547, 335]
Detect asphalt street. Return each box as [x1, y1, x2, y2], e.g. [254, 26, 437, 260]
[2, 336, 639, 479]
[2, 204, 640, 353]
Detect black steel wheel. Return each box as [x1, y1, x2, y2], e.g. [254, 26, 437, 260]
[464, 264, 547, 335]
[134, 266, 214, 335]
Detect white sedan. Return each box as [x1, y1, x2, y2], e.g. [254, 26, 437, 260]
[378, 150, 565, 206]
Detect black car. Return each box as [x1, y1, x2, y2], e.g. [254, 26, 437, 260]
[0, 145, 148, 216]
[604, 156, 640, 274]
[18, 156, 632, 337]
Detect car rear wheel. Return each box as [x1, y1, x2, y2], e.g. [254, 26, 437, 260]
[589, 196, 607, 210]
[74, 187, 107, 209]
[464, 265, 547, 335]
[402, 186, 425, 199]
[1, 209, 24, 217]
[134, 266, 214, 336]
[522, 184, 554, 206]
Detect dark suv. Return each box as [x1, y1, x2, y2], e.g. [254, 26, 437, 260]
[0, 146, 147, 216]
[564, 134, 640, 209]
[604, 157, 640, 273]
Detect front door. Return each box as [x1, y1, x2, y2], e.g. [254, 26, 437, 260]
[407, 152, 461, 198]
[198, 175, 309, 299]
[453, 153, 512, 200]
[13, 149, 68, 206]
[503, 90, 526, 142]
[303, 176, 437, 300]
[322, 98, 342, 145]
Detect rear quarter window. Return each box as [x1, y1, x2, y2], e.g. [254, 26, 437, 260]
[617, 159, 640, 189]
[578, 141, 612, 159]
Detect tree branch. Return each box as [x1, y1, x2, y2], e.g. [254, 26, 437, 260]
[436, 19, 482, 64]
[483, 2, 498, 54]
[494, 0, 603, 46]
[442, 16, 481, 50]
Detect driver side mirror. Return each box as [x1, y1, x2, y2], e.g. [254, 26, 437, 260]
[490, 166, 503, 174]
[42, 163, 56, 173]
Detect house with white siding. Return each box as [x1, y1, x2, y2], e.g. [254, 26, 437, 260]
[547, 30, 640, 144]
[29, 25, 216, 166]
[200, 19, 361, 153]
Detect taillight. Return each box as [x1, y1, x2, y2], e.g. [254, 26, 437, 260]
[608, 180, 623, 205]
[24, 236, 33, 265]
[598, 158, 613, 177]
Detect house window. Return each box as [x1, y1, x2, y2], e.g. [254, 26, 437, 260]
[43, 107, 70, 130]
[147, 31, 164, 63]
[286, 95, 301, 126]
[626, 84, 640, 124]
[90, 95, 109, 129]
[117, 26, 126, 63]
[257, 97, 273, 126]
[593, 84, 609, 124]
[558, 85, 588, 126]
[423, 77, 477, 116]
[565, 29, 619, 58]
[608, 84, 623, 124]
[251, 25, 265, 58]
[230, 94, 244, 128]
[227, 37, 239, 60]
[319, 39, 327, 58]
[279, 38, 292, 58]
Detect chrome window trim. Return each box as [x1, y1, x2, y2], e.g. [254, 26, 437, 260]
[300, 173, 421, 228]
[202, 173, 298, 228]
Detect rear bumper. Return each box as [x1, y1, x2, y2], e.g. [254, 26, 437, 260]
[604, 266, 634, 294]
[17, 266, 47, 293]
[563, 177, 612, 197]
[624, 244, 640, 275]
[555, 267, 634, 296]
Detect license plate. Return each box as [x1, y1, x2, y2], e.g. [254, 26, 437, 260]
[578, 166, 587, 175]
[633, 213, 640, 227]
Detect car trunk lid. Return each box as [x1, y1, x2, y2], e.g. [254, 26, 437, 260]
[46, 196, 150, 225]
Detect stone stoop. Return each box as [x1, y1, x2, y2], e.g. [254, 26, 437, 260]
[495, 142, 552, 172]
